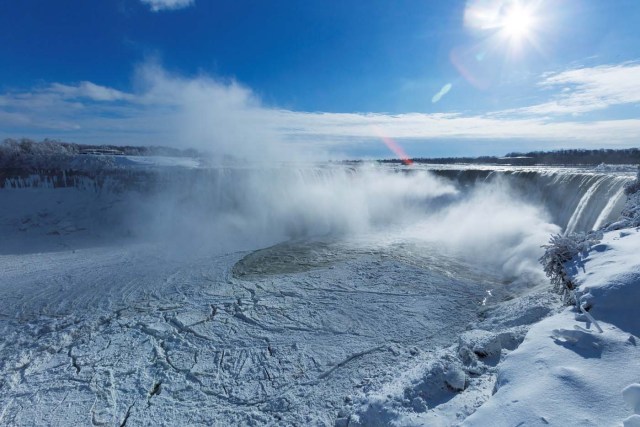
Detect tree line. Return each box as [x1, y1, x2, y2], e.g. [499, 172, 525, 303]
[377, 148, 640, 166]
[0, 138, 201, 169]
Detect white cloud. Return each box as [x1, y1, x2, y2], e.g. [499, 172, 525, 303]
[2, 62, 640, 159]
[49, 82, 132, 102]
[0, 64, 288, 159]
[506, 62, 640, 116]
[140, 0, 194, 12]
[269, 111, 640, 145]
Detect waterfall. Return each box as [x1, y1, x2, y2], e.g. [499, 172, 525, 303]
[0, 163, 634, 234]
[429, 167, 633, 233]
[592, 186, 627, 230]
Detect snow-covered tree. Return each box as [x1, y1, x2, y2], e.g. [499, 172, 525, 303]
[540, 231, 602, 302]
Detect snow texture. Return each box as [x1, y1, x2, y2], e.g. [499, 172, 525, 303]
[0, 161, 637, 426]
[465, 228, 640, 426]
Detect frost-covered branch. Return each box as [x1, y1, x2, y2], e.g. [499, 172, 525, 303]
[623, 166, 640, 196]
[541, 166, 640, 303]
[579, 302, 604, 333]
[607, 166, 640, 230]
[539, 231, 602, 302]
[0, 138, 202, 171]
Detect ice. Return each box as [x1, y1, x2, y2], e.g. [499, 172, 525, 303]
[1, 161, 638, 425]
[458, 330, 503, 359]
[444, 365, 466, 391]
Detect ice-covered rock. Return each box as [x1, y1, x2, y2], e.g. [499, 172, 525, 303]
[444, 365, 466, 391]
[458, 330, 502, 359]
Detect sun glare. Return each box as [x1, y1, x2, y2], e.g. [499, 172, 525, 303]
[464, 0, 542, 54]
[501, 4, 535, 41]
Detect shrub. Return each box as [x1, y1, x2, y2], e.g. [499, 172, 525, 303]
[606, 166, 640, 230]
[540, 231, 602, 302]
[624, 166, 640, 196]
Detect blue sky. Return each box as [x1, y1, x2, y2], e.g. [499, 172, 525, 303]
[1, 0, 640, 159]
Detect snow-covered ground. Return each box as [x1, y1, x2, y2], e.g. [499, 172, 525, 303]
[0, 216, 514, 425]
[0, 161, 638, 425]
[462, 228, 640, 427]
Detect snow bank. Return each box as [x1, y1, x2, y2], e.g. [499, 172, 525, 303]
[464, 228, 640, 426]
[341, 289, 561, 426]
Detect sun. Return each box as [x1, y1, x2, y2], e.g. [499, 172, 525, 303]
[462, 0, 545, 61]
[500, 3, 536, 42]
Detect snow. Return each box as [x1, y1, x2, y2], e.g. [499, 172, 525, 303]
[112, 155, 202, 168]
[623, 384, 640, 414]
[341, 288, 562, 426]
[464, 228, 640, 426]
[1, 163, 639, 425]
[0, 239, 507, 425]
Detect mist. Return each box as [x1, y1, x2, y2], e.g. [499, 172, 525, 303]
[1, 63, 565, 284]
[120, 164, 561, 285]
[407, 177, 561, 283]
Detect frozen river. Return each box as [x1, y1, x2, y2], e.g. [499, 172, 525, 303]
[0, 162, 633, 425]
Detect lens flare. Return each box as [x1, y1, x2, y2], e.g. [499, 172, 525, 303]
[432, 83, 453, 103]
[373, 127, 413, 165]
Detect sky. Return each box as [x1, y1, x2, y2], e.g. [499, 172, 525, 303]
[1, 0, 640, 159]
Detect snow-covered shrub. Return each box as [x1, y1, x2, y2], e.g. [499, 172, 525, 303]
[616, 191, 640, 228]
[540, 165, 639, 301]
[540, 231, 602, 301]
[0, 138, 203, 171]
[605, 166, 640, 230]
[0, 138, 77, 169]
[623, 166, 640, 196]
